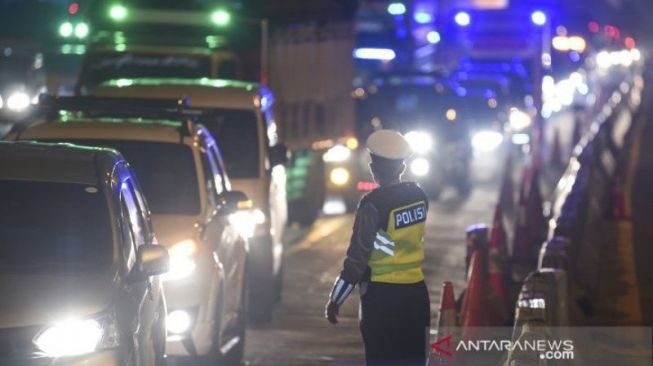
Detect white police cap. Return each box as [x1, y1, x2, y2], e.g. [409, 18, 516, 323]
[366, 130, 412, 160]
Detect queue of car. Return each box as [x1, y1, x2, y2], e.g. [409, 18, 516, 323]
[0, 87, 284, 365]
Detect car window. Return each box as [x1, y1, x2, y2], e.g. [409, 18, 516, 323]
[0, 179, 113, 272]
[119, 196, 137, 272]
[199, 109, 261, 178]
[200, 143, 220, 204]
[41, 139, 202, 215]
[208, 143, 226, 194]
[122, 179, 147, 247]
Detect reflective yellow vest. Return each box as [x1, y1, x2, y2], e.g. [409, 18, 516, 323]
[363, 182, 428, 284]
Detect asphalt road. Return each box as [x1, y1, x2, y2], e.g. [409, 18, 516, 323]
[242, 156, 503, 365]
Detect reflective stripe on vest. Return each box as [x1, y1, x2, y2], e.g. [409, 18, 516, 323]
[368, 200, 427, 284]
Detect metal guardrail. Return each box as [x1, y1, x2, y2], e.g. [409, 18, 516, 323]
[507, 66, 645, 365]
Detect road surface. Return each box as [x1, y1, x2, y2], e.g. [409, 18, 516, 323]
[243, 157, 503, 365]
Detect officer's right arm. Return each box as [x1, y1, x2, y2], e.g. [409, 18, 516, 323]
[328, 202, 379, 306]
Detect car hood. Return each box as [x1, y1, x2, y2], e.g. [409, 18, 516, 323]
[0, 272, 115, 328]
[151, 214, 201, 246]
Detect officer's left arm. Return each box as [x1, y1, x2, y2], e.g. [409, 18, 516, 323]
[328, 202, 379, 307]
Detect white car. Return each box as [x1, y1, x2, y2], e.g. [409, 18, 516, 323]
[12, 98, 250, 363]
[95, 78, 288, 321]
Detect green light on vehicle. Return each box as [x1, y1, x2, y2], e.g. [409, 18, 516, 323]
[115, 43, 127, 52]
[109, 4, 128, 21]
[210, 9, 231, 26]
[59, 22, 73, 38]
[75, 22, 89, 39]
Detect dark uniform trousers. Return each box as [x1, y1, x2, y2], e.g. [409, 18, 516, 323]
[360, 280, 430, 366]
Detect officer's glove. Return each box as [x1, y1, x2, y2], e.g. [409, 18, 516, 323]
[325, 300, 339, 324]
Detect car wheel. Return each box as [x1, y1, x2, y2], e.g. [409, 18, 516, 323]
[247, 238, 274, 324]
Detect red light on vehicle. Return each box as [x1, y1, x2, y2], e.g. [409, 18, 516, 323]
[625, 37, 636, 49]
[588, 21, 599, 33]
[68, 2, 79, 15]
[357, 181, 378, 191]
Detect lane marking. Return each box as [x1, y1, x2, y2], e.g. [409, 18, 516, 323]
[287, 216, 352, 255]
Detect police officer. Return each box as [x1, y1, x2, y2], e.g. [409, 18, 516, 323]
[325, 130, 431, 366]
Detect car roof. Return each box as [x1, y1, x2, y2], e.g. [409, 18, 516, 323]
[96, 78, 268, 110]
[17, 120, 188, 144]
[0, 141, 121, 185]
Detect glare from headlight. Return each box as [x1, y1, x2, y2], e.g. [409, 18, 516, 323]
[404, 131, 433, 154]
[167, 310, 192, 334]
[512, 133, 530, 145]
[6, 92, 30, 111]
[35, 319, 103, 357]
[163, 239, 198, 281]
[228, 208, 266, 238]
[410, 157, 430, 177]
[323, 144, 351, 163]
[472, 131, 504, 152]
[330, 168, 350, 186]
[509, 108, 532, 131]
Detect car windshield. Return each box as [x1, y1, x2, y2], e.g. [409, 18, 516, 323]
[45, 140, 201, 215]
[80, 52, 212, 91]
[0, 180, 113, 272]
[199, 109, 261, 178]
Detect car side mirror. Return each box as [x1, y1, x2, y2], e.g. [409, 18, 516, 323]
[216, 190, 250, 216]
[269, 143, 289, 167]
[137, 244, 169, 277]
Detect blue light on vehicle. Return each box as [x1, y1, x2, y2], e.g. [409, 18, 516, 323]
[426, 31, 441, 44]
[353, 48, 396, 61]
[387, 3, 406, 15]
[531, 10, 547, 26]
[414, 12, 433, 24]
[454, 11, 471, 27]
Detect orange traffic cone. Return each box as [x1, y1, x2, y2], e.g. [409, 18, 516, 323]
[430, 283, 459, 366]
[460, 251, 489, 334]
[498, 155, 515, 212]
[437, 282, 457, 335]
[550, 128, 564, 169]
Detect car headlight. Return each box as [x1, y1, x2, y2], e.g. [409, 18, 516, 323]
[323, 144, 351, 163]
[410, 157, 430, 177]
[228, 208, 266, 238]
[163, 239, 198, 281]
[509, 108, 532, 131]
[6, 91, 31, 111]
[472, 131, 504, 152]
[404, 131, 433, 154]
[34, 318, 107, 357]
[329, 167, 350, 186]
